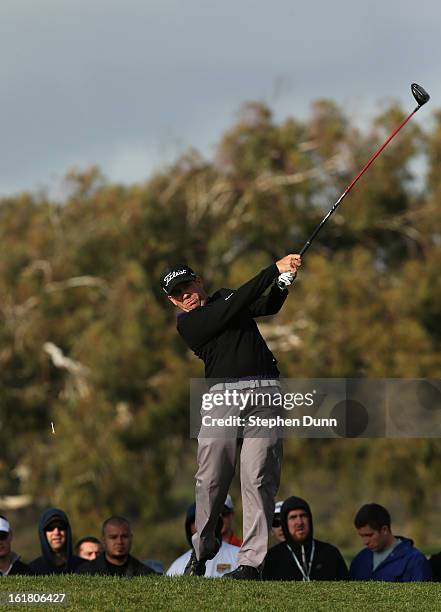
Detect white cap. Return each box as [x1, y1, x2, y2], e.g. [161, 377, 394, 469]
[224, 494, 234, 511]
[0, 518, 11, 533]
[274, 501, 284, 515]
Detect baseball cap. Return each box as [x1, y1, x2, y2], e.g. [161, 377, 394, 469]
[161, 265, 197, 295]
[44, 515, 67, 531]
[0, 517, 11, 534]
[224, 494, 234, 512]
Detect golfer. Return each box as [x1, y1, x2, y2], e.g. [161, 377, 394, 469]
[162, 254, 301, 579]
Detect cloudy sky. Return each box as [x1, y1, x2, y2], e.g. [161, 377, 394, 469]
[0, 0, 438, 196]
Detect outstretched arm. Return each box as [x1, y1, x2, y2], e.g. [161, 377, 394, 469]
[248, 282, 288, 317]
[178, 254, 301, 349]
[249, 255, 301, 317]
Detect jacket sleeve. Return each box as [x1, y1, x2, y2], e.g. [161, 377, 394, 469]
[129, 557, 157, 576]
[348, 552, 364, 580]
[28, 557, 50, 575]
[248, 282, 288, 318]
[403, 553, 432, 582]
[75, 561, 93, 574]
[178, 264, 280, 349]
[75, 554, 105, 575]
[332, 548, 349, 581]
[430, 552, 441, 581]
[261, 550, 280, 580]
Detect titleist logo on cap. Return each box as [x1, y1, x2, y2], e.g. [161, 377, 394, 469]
[163, 269, 188, 287]
[161, 265, 196, 295]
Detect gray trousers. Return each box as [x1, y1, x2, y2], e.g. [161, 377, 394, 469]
[192, 386, 283, 568]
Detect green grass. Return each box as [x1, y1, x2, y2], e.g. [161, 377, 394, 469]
[0, 576, 440, 611]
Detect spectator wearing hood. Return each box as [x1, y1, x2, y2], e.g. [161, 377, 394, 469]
[167, 503, 239, 577]
[0, 515, 32, 576]
[350, 503, 432, 582]
[262, 496, 348, 581]
[76, 516, 156, 577]
[29, 508, 83, 575]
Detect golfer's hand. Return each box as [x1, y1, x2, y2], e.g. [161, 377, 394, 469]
[276, 254, 301, 274]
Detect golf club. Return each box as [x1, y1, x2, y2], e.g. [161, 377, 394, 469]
[297, 83, 430, 260]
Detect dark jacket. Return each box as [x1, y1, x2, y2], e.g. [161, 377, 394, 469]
[29, 508, 83, 575]
[177, 264, 287, 379]
[350, 537, 432, 582]
[76, 553, 156, 576]
[430, 551, 441, 581]
[263, 496, 348, 581]
[2, 555, 33, 576]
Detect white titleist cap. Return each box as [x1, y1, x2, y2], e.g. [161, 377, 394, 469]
[0, 518, 11, 533]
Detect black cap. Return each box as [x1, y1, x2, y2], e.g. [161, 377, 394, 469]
[161, 265, 197, 295]
[44, 516, 68, 531]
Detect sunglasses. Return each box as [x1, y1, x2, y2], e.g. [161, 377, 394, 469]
[272, 518, 281, 528]
[45, 522, 67, 532]
[0, 532, 10, 541]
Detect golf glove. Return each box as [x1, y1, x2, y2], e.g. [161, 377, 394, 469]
[276, 271, 296, 290]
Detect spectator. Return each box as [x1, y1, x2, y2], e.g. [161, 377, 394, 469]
[350, 503, 432, 582]
[221, 495, 242, 547]
[0, 515, 32, 576]
[271, 501, 285, 543]
[167, 503, 239, 577]
[263, 496, 348, 581]
[29, 508, 83, 575]
[76, 516, 156, 576]
[75, 536, 103, 561]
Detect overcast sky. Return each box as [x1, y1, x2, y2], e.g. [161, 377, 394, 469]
[0, 0, 438, 197]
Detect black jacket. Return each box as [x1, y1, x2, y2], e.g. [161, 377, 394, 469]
[76, 553, 156, 576]
[177, 264, 287, 379]
[263, 496, 348, 581]
[430, 551, 441, 581]
[263, 539, 349, 581]
[29, 508, 83, 575]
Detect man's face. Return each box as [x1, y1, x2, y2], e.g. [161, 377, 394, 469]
[78, 541, 102, 560]
[45, 521, 67, 553]
[287, 509, 310, 543]
[0, 531, 12, 558]
[357, 525, 390, 552]
[167, 279, 206, 312]
[103, 523, 132, 560]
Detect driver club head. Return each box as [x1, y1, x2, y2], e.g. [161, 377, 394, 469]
[411, 83, 430, 107]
